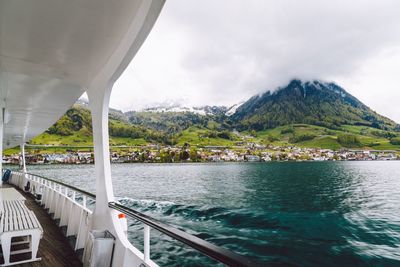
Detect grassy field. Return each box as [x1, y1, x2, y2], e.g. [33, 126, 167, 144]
[176, 127, 239, 147]
[30, 131, 149, 147]
[250, 124, 400, 150]
[3, 131, 148, 156]
[4, 124, 400, 156]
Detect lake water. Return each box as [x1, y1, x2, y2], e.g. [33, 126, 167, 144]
[23, 162, 400, 266]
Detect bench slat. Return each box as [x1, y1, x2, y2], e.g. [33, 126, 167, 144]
[15, 200, 34, 229]
[17, 213, 24, 230]
[0, 196, 43, 266]
[20, 211, 29, 230]
[5, 213, 9, 232]
[1, 200, 42, 231]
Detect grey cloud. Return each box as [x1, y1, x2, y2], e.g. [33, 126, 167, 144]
[177, 0, 400, 89]
[112, 0, 400, 121]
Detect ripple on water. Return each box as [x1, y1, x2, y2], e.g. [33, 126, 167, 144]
[23, 161, 400, 266]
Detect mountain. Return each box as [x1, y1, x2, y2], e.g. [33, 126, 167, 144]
[141, 104, 227, 116]
[9, 79, 399, 154]
[225, 102, 245, 116]
[34, 104, 180, 147]
[232, 79, 399, 131]
[125, 105, 228, 134]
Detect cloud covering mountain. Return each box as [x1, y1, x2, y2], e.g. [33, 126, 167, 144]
[111, 0, 400, 122]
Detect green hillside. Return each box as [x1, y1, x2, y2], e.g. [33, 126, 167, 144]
[4, 79, 400, 155]
[247, 124, 400, 150]
[233, 80, 399, 131]
[4, 104, 240, 155]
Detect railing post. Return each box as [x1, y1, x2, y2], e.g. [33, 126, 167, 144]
[48, 181, 54, 209]
[144, 225, 150, 262]
[0, 106, 3, 184]
[20, 143, 27, 173]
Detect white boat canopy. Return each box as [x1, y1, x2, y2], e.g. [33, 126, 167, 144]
[0, 0, 163, 149]
[0, 2, 259, 266]
[1, 2, 166, 264]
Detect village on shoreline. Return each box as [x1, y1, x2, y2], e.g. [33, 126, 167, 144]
[3, 143, 399, 165]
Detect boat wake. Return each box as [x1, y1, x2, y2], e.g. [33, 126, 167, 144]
[116, 197, 400, 267]
[117, 197, 283, 230]
[116, 197, 286, 266]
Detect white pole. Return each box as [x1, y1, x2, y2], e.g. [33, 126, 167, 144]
[0, 107, 4, 186]
[20, 143, 27, 173]
[144, 225, 150, 262]
[87, 85, 116, 226]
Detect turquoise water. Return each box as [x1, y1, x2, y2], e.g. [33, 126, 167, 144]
[25, 162, 400, 266]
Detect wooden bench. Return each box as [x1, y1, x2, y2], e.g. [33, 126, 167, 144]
[0, 200, 42, 266]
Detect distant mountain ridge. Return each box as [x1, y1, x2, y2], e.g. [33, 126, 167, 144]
[141, 104, 228, 116]
[231, 79, 399, 131]
[75, 79, 399, 135]
[77, 79, 399, 133]
[19, 79, 400, 151]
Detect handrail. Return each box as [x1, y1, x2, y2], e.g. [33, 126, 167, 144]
[24, 172, 96, 199]
[10, 170, 93, 252]
[109, 202, 259, 267]
[16, 171, 258, 266]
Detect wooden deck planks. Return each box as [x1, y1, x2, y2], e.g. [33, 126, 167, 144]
[1, 185, 82, 267]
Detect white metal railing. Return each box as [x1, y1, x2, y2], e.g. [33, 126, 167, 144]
[7, 171, 256, 267]
[8, 171, 94, 253]
[108, 203, 257, 267]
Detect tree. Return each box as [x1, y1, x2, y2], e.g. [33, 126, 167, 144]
[160, 150, 172, 163]
[189, 148, 199, 162]
[180, 150, 190, 161]
[337, 134, 360, 147]
[281, 127, 294, 134]
[289, 133, 316, 143]
[267, 135, 277, 142]
[217, 131, 232, 140]
[390, 137, 400, 145]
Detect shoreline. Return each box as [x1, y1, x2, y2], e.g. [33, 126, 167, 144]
[3, 158, 400, 166]
[4, 145, 399, 164]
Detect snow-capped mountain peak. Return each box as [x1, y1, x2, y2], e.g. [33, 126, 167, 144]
[141, 104, 228, 116]
[225, 101, 245, 116]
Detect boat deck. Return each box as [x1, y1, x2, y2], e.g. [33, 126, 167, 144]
[0, 184, 82, 267]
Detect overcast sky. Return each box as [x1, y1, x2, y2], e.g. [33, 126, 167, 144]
[110, 0, 400, 122]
